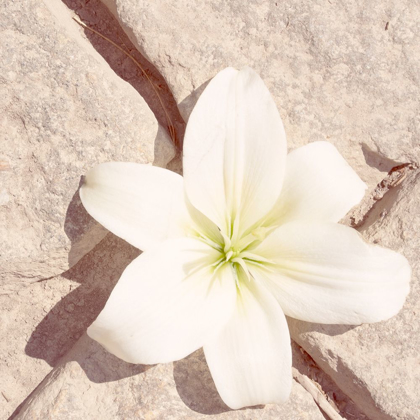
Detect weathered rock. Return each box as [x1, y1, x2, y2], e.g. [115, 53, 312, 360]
[102, 0, 420, 188]
[1, 232, 139, 418]
[14, 334, 325, 420]
[291, 342, 369, 420]
[289, 168, 420, 420]
[0, 0, 175, 286]
[4, 0, 420, 418]
[0, 280, 72, 419]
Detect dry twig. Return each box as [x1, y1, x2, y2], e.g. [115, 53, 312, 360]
[72, 16, 177, 148]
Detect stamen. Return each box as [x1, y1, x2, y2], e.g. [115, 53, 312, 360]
[240, 251, 274, 265]
[210, 258, 226, 276]
[243, 259, 276, 273]
[225, 250, 233, 262]
[209, 256, 225, 268]
[235, 233, 258, 251]
[220, 231, 232, 253]
[231, 264, 241, 289]
[232, 258, 252, 282]
[193, 232, 223, 252]
[230, 215, 241, 245]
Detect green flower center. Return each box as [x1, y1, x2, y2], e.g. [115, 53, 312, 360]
[207, 227, 273, 286]
[192, 217, 274, 287]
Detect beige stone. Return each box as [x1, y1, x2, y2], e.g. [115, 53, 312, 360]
[14, 335, 325, 420]
[289, 168, 420, 420]
[101, 0, 419, 190]
[0, 280, 72, 419]
[0, 0, 175, 287]
[4, 0, 420, 418]
[1, 233, 139, 418]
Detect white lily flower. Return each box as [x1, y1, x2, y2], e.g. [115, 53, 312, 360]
[80, 67, 411, 409]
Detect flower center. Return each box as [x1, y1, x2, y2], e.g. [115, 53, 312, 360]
[220, 231, 245, 263]
[208, 227, 272, 286]
[224, 249, 240, 262]
[193, 220, 274, 287]
[217, 244, 250, 284]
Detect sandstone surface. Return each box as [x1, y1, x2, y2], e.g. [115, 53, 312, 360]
[102, 0, 419, 189]
[14, 336, 325, 420]
[1, 277, 76, 418]
[3, 0, 420, 419]
[0, 0, 175, 287]
[1, 232, 139, 419]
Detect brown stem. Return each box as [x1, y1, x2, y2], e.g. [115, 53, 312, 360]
[72, 16, 178, 148]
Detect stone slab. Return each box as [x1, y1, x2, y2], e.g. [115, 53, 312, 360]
[288, 169, 420, 420]
[1, 232, 140, 419]
[14, 335, 325, 420]
[0, 0, 175, 286]
[102, 0, 419, 189]
[0, 279, 73, 419]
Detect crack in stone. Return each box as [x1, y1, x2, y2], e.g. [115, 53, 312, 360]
[7, 1, 419, 418]
[343, 162, 419, 231]
[292, 341, 371, 420]
[61, 0, 186, 151]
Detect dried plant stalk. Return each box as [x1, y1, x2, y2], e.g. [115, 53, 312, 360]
[73, 16, 178, 148]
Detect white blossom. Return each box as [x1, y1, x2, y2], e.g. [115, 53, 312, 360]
[80, 67, 410, 409]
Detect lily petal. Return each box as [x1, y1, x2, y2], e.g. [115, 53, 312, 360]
[88, 238, 237, 364]
[264, 142, 367, 227]
[204, 276, 292, 409]
[80, 162, 190, 251]
[253, 222, 411, 324]
[183, 67, 287, 238]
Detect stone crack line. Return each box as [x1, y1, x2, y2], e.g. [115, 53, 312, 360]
[347, 162, 419, 230]
[292, 367, 344, 420]
[72, 16, 179, 149]
[292, 342, 371, 420]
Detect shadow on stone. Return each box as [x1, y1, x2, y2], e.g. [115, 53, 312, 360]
[61, 333, 151, 383]
[25, 232, 139, 367]
[173, 348, 266, 415]
[173, 348, 231, 415]
[178, 79, 211, 122]
[356, 182, 405, 234]
[288, 317, 358, 338]
[64, 178, 109, 269]
[60, 0, 185, 149]
[361, 143, 401, 173]
[11, 333, 151, 419]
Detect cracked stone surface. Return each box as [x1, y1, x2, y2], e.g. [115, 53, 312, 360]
[289, 169, 420, 420]
[0, 233, 140, 419]
[3, 0, 420, 419]
[14, 336, 325, 420]
[0, 0, 175, 287]
[102, 0, 420, 189]
[4, 234, 324, 420]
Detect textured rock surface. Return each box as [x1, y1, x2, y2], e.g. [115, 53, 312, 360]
[14, 336, 325, 420]
[0, 279, 73, 418]
[102, 0, 420, 188]
[289, 168, 420, 420]
[1, 233, 139, 419]
[0, 0, 175, 286]
[4, 0, 420, 418]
